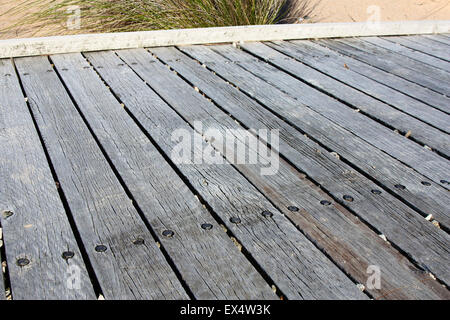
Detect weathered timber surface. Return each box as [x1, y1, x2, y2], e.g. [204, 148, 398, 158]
[241, 42, 450, 155]
[182, 44, 450, 231]
[0, 58, 96, 300]
[424, 35, 450, 46]
[268, 40, 450, 133]
[361, 36, 450, 74]
[85, 49, 368, 300]
[50, 52, 276, 300]
[154, 45, 450, 287]
[382, 36, 450, 61]
[132, 45, 450, 299]
[316, 38, 450, 103]
[14, 56, 188, 300]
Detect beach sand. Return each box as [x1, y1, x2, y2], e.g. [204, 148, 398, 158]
[1, 0, 449, 39]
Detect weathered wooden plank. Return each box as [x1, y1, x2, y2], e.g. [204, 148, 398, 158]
[424, 34, 450, 46]
[132, 45, 450, 299]
[14, 56, 189, 300]
[383, 36, 450, 61]
[317, 38, 450, 99]
[240, 42, 450, 156]
[182, 43, 450, 229]
[86, 49, 368, 300]
[361, 37, 450, 73]
[50, 52, 276, 300]
[0, 58, 96, 300]
[269, 40, 450, 132]
[0, 247, 5, 300]
[192, 43, 450, 219]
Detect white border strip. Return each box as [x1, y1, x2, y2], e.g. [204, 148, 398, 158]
[1, 20, 449, 58]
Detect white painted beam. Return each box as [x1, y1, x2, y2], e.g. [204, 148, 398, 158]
[1, 20, 449, 58]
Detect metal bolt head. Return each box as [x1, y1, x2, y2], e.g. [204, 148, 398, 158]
[201, 223, 213, 230]
[95, 245, 107, 252]
[343, 195, 354, 202]
[133, 238, 145, 245]
[262, 210, 273, 218]
[287, 206, 299, 212]
[421, 181, 431, 186]
[162, 230, 174, 238]
[320, 200, 331, 206]
[62, 251, 75, 260]
[395, 184, 406, 190]
[371, 189, 382, 195]
[230, 217, 241, 224]
[17, 258, 30, 267]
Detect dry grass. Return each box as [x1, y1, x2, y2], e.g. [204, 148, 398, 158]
[1, 0, 318, 36]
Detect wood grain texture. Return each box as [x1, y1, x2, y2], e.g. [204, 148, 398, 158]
[184, 44, 450, 228]
[316, 38, 450, 106]
[361, 36, 450, 73]
[0, 58, 96, 300]
[269, 40, 450, 133]
[178, 44, 450, 285]
[130, 45, 450, 299]
[383, 36, 450, 61]
[85, 49, 368, 300]
[240, 41, 450, 156]
[424, 35, 450, 46]
[50, 52, 276, 300]
[0, 247, 5, 300]
[14, 56, 188, 300]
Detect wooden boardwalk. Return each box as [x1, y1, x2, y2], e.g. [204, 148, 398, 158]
[0, 34, 449, 300]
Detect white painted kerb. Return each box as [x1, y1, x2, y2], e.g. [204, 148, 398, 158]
[1, 20, 449, 58]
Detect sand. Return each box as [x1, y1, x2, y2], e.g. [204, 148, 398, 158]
[0, 0, 449, 39]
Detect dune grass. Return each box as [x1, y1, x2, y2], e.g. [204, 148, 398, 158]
[2, 0, 318, 36]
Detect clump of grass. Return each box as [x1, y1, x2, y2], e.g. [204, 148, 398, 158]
[3, 0, 318, 36]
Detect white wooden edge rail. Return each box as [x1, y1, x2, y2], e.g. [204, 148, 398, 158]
[1, 20, 449, 58]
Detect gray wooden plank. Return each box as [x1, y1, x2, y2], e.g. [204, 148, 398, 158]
[317, 38, 450, 100]
[240, 42, 450, 156]
[270, 40, 450, 132]
[85, 49, 368, 300]
[0, 245, 5, 300]
[0, 58, 96, 300]
[361, 37, 450, 74]
[150, 45, 450, 288]
[424, 35, 450, 46]
[14, 56, 189, 300]
[134, 45, 450, 299]
[50, 52, 276, 300]
[194, 43, 450, 217]
[383, 36, 450, 61]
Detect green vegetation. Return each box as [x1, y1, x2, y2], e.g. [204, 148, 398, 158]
[3, 0, 317, 35]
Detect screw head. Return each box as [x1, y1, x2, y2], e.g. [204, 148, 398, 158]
[262, 210, 273, 218]
[440, 179, 449, 185]
[343, 195, 354, 202]
[395, 184, 406, 190]
[230, 217, 241, 224]
[2, 210, 14, 219]
[95, 245, 108, 252]
[201, 223, 213, 230]
[17, 258, 30, 267]
[371, 189, 382, 195]
[162, 230, 174, 238]
[421, 181, 431, 186]
[133, 238, 145, 245]
[287, 206, 299, 212]
[62, 251, 75, 260]
[320, 200, 331, 206]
